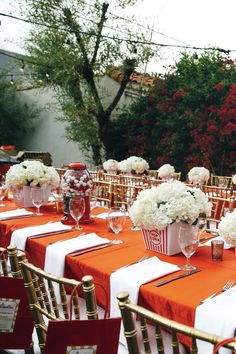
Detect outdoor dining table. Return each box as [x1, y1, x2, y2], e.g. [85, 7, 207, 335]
[1, 200, 236, 348]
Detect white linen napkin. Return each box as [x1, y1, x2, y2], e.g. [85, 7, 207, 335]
[195, 286, 236, 354]
[0, 208, 34, 220]
[110, 256, 179, 318]
[110, 256, 179, 347]
[204, 235, 232, 249]
[10, 221, 72, 250]
[44, 232, 110, 277]
[95, 212, 109, 219]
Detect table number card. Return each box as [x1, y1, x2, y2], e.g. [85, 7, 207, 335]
[67, 346, 97, 354]
[0, 298, 20, 332]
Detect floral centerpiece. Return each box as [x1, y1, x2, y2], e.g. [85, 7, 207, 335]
[61, 171, 92, 197]
[188, 167, 210, 185]
[5, 160, 60, 207]
[129, 181, 212, 255]
[218, 210, 236, 246]
[103, 159, 118, 173]
[5, 160, 60, 190]
[157, 164, 175, 180]
[118, 156, 149, 175]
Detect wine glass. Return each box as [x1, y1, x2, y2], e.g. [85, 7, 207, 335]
[127, 197, 140, 231]
[31, 187, 44, 215]
[197, 217, 207, 246]
[107, 207, 126, 244]
[0, 182, 7, 207]
[178, 224, 199, 270]
[69, 196, 85, 230]
[90, 193, 100, 218]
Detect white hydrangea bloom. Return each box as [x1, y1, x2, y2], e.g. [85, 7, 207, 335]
[103, 159, 118, 172]
[5, 161, 60, 190]
[232, 174, 236, 184]
[219, 210, 236, 244]
[188, 167, 210, 184]
[158, 164, 175, 179]
[129, 180, 212, 230]
[118, 156, 149, 174]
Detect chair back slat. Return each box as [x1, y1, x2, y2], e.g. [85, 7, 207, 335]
[210, 174, 232, 188]
[0, 247, 8, 276]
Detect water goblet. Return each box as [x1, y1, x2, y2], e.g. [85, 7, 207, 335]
[127, 197, 140, 231]
[31, 187, 44, 215]
[178, 224, 199, 270]
[107, 207, 126, 244]
[69, 196, 85, 230]
[0, 183, 7, 207]
[197, 217, 207, 246]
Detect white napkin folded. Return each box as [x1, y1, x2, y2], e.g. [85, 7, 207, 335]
[10, 222, 72, 250]
[0, 208, 34, 220]
[95, 212, 109, 219]
[44, 232, 110, 277]
[195, 286, 236, 354]
[110, 256, 179, 318]
[204, 235, 232, 249]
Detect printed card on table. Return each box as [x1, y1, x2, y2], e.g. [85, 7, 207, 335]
[0, 298, 20, 332]
[67, 346, 97, 354]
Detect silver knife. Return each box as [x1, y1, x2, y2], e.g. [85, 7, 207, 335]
[0, 214, 35, 221]
[30, 229, 72, 239]
[70, 242, 113, 257]
[154, 268, 201, 287]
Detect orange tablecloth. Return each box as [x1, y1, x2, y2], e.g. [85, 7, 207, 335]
[1, 201, 236, 347]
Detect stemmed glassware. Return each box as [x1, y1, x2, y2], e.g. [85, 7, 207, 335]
[127, 197, 140, 231]
[178, 223, 199, 270]
[69, 196, 85, 230]
[0, 182, 7, 207]
[107, 207, 126, 244]
[89, 190, 100, 218]
[31, 187, 44, 215]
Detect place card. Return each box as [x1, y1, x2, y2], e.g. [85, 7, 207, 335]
[67, 345, 97, 354]
[0, 298, 20, 332]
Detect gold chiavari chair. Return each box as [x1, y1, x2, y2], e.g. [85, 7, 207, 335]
[120, 174, 150, 188]
[206, 196, 235, 232]
[101, 172, 121, 183]
[210, 174, 233, 188]
[0, 247, 8, 276]
[174, 172, 181, 181]
[17, 251, 99, 354]
[0, 246, 35, 354]
[112, 182, 137, 210]
[201, 184, 233, 198]
[91, 179, 113, 207]
[117, 292, 236, 354]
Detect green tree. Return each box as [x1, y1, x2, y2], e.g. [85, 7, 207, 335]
[18, 0, 156, 165]
[109, 51, 236, 176]
[0, 76, 38, 147]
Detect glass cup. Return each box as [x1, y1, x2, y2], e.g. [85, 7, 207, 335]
[69, 196, 85, 230]
[211, 240, 224, 261]
[178, 224, 199, 270]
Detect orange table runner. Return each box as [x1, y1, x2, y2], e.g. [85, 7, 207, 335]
[1, 200, 236, 347]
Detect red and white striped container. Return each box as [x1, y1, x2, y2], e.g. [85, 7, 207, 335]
[141, 222, 185, 255]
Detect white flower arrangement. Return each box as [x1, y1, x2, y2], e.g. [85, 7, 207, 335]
[118, 156, 149, 175]
[218, 210, 236, 245]
[188, 167, 210, 185]
[5, 160, 60, 191]
[157, 164, 175, 179]
[61, 173, 92, 197]
[103, 159, 118, 172]
[232, 174, 236, 185]
[129, 180, 212, 230]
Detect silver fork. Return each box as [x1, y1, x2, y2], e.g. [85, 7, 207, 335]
[112, 255, 148, 273]
[201, 279, 234, 303]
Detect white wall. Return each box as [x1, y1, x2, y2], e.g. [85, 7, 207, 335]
[20, 88, 92, 168]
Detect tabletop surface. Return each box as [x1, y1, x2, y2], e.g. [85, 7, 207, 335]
[1, 200, 236, 346]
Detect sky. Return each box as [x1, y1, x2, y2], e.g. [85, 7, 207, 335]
[0, 0, 236, 74]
